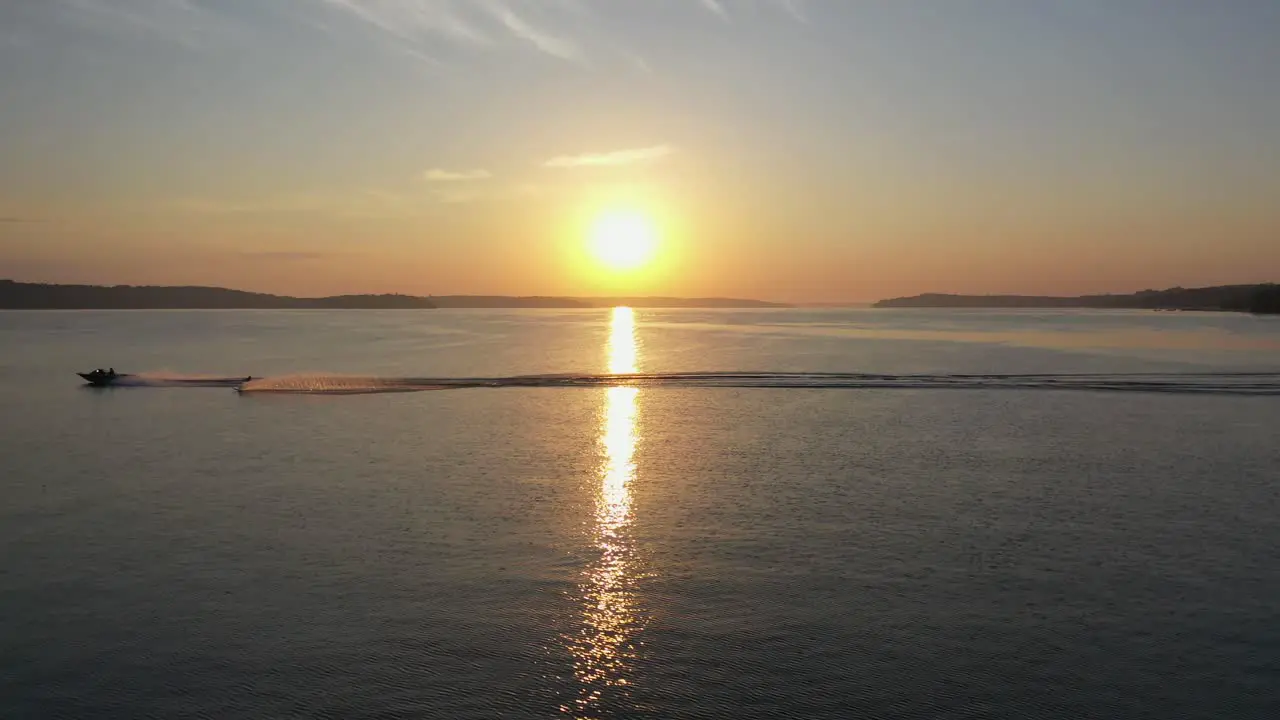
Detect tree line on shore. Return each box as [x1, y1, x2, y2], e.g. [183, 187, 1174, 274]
[874, 283, 1280, 314]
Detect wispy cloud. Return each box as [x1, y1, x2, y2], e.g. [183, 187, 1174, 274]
[314, 0, 587, 64]
[699, 0, 729, 21]
[480, 0, 584, 63]
[317, 0, 491, 46]
[545, 144, 674, 168]
[423, 168, 492, 182]
[775, 0, 808, 23]
[697, 0, 807, 24]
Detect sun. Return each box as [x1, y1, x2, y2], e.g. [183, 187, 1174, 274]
[588, 210, 658, 271]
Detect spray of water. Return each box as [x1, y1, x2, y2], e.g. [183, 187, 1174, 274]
[238, 374, 446, 394]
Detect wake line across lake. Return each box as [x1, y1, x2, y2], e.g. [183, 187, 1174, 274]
[234, 372, 1280, 396]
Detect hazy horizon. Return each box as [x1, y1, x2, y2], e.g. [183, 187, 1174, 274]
[3, 1, 1279, 303]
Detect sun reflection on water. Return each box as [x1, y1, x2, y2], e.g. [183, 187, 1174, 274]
[566, 306, 643, 717]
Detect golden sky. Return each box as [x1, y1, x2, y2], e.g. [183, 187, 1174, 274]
[2, 1, 1278, 302]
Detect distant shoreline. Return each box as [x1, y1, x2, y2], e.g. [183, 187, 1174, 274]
[0, 280, 787, 310]
[873, 284, 1280, 315]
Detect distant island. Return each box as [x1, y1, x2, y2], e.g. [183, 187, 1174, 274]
[0, 280, 786, 310]
[874, 284, 1280, 315]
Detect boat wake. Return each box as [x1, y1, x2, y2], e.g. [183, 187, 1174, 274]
[236, 371, 1280, 396]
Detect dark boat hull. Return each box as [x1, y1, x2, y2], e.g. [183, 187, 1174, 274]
[78, 372, 130, 386]
[77, 372, 253, 387]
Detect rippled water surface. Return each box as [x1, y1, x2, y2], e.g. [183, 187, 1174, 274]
[2, 308, 1279, 719]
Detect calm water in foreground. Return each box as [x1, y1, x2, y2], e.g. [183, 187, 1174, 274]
[3, 308, 1279, 719]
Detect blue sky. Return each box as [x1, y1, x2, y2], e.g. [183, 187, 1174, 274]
[2, 1, 1278, 301]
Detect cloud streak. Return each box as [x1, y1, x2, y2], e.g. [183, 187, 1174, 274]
[423, 168, 492, 182]
[544, 144, 674, 168]
[481, 0, 584, 63]
[317, 0, 490, 46]
[697, 0, 808, 24]
[699, 0, 729, 21]
[775, 0, 808, 23]
[315, 0, 587, 64]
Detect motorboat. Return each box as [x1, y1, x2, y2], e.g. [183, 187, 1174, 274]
[78, 369, 128, 386]
[77, 370, 253, 387]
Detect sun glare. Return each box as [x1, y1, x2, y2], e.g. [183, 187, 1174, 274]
[588, 210, 658, 271]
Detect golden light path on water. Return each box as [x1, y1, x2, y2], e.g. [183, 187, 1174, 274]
[566, 306, 642, 717]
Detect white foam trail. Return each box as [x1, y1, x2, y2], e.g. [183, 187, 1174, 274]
[234, 372, 1280, 396]
[238, 374, 446, 394]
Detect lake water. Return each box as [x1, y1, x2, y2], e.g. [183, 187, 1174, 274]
[2, 308, 1279, 719]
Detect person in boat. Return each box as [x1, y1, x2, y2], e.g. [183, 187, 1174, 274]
[108, 368, 115, 376]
